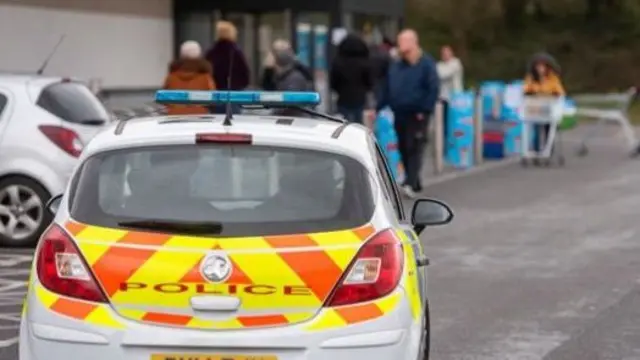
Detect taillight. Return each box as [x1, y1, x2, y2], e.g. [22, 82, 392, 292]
[196, 133, 252, 144]
[38, 125, 84, 157]
[324, 229, 404, 307]
[36, 224, 107, 303]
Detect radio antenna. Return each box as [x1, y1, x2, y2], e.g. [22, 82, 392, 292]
[222, 48, 235, 126]
[37, 35, 66, 75]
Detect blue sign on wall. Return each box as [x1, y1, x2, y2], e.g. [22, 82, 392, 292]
[480, 81, 505, 121]
[296, 23, 311, 67]
[446, 91, 475, 168]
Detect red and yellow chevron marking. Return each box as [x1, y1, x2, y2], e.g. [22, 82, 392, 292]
[63, 220, 376, 329]
[119, 308, 315, 329]
[34, 284, 124, 329]
[396, 229, 423, 320]
[305, 291, 402, 331]
[36, 282, 315, 330]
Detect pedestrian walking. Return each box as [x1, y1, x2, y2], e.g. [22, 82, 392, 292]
[376, 29, 440, 198]
[261, 39, 313, 91]
[271, 48, 314, 117]
[162, 41, 215, 116]
[523, 52, 565, 160]
[205, 21, 250, 113]
[436, 45, 464, 153]
[330, 34, 372, 124]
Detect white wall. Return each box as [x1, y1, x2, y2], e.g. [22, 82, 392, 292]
[0, 0, 173, 89]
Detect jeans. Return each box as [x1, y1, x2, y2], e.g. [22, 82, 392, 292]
[338, 105, 364, 124]
[394, 112, 429, 192]
[534, 123, 552, 153]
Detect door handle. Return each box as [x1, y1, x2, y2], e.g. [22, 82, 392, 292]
[416, 255, 429, 267]
[190, 296, 240, 312]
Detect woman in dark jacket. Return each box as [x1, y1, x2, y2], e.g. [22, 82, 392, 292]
[204, 21, 251, 113]
[330, 34, 373, 123]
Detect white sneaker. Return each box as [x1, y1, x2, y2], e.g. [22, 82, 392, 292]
[402, 184, 417, 199]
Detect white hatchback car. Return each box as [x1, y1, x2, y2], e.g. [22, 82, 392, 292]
[21, 90, 453, 360]
[0, 74, 109, 246]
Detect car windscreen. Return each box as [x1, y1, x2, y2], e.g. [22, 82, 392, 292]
[69, 144, 375, 236]
[36, 82, 109, 124]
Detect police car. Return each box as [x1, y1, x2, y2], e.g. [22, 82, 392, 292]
[20, 90, 454, 360]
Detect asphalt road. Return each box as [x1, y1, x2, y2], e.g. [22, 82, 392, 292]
[2, 125, 640, 359]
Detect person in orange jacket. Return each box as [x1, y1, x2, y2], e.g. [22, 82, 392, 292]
[163, 41, 215, 116]
[523, 52, 565, 158]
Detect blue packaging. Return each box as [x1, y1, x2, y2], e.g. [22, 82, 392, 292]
[446, 91, 475, 168]
[374, 108, 405, 183]
[479, 81, 505, 121]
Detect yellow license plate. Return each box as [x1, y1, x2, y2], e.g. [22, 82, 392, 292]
[151, 355, 277, 360]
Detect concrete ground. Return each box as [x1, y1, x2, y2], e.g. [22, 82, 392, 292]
[2, 125, 640, 359]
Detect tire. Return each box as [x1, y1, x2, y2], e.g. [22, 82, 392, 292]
[419, 300, 431, 360]
[520, 158, 529, 167]
[0, 176, 52, 247]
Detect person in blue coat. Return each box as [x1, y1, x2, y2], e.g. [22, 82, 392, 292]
[376, 29, 440, 198]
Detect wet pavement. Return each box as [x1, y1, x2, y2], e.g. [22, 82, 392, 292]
[2, 125, 640, 359]
[424, 127, 640, 359]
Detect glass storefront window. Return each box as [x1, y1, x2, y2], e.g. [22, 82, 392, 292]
[175, 12, 214, 56]
[258, 12, 289, 75]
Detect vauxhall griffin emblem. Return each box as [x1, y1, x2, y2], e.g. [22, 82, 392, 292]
[200, 252, 232, 283]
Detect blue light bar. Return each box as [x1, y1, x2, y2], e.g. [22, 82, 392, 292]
[155, 90, 320, 106]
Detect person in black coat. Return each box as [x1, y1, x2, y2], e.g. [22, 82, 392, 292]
[330, 34, 373, 124]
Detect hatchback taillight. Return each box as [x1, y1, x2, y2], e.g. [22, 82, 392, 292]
[324, 229, 404, 307]
[38, 125, 83, 157]
[36, 224, 107, 303]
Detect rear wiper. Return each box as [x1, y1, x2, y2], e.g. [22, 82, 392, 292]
[118, 219, 223, 235]
[79, 118, 107, 126]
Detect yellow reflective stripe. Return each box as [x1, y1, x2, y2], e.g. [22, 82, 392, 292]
[85, 306, 125, 329]
[284, 311, 316, 324]
[309, 230, 361, 270]
[118, 308, 146, 321]
[35, 284, 58, 307]
[219, 238, 318, 309]
[186, 317, 217, 328]
[74, 226, 127, 265]
[305, 308, 347, 331]
[398, 229, 422, 320]
[112, 237, 203, 307]
[167, 235, 217, 249]
[376, 291, 401, 313]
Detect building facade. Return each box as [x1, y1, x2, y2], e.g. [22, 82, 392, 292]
[1, 0, 403, 108]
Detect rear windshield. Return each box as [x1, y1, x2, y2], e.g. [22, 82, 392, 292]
[36, 82, 109, 124]
[70, 145, 375, 236]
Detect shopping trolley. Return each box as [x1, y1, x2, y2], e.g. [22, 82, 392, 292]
[519, 96, 566, 167]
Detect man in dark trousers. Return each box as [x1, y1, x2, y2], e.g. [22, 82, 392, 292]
[376, 29, 440, 198]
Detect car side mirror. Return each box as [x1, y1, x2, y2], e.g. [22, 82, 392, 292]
[411, 198, 454, 234]
[46, 194, 63, 215]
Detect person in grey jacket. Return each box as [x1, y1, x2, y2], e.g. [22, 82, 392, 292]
[272, 48, 314, 116]
[273, 48, 314, 92]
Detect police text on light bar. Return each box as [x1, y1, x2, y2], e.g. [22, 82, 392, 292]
[155, 90, 321, 106]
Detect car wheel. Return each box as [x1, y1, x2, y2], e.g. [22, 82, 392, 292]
[418, 300, 431, 360]
[0, 176, 52, 247]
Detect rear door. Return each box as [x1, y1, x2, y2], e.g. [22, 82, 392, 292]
[66, 143, 377, 329]
[372, 140, 427, 314]
[33, 80, 109, 145]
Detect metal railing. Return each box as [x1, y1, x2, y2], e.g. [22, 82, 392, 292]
[573, 87, 638, 155]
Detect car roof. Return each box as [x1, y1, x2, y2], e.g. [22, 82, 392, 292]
[83, 114, 374, 160]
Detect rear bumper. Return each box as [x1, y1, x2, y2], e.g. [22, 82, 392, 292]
[20, 288, 423, 360]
